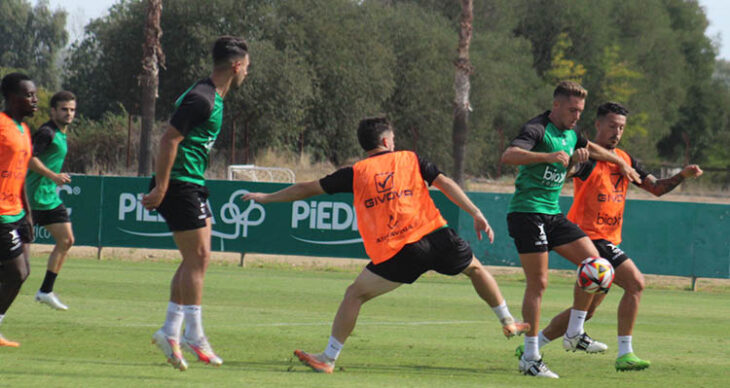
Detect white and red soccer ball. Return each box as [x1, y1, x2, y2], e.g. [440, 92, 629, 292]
[577, 257, 615, 294]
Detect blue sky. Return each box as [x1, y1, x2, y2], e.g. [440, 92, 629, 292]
[46, 0, 730, 60]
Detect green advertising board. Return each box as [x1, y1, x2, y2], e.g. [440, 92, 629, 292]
[98, 177, 459, 258]
[32, 175, 102, 247]
[460, 193, 730, 279]
[30, 175, 730, 280]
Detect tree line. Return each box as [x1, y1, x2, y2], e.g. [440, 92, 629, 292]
[2, 0, 729, 186]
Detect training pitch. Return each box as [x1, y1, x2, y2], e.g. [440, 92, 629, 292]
[0, 255, 728, 387]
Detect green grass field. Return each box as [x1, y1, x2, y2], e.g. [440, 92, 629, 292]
[1, 255, 728, 387]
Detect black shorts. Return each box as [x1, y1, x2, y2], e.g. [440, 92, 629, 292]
[0, 217, 32, 261]
[366, 227, 473, 284]
[592, 239, 630, 269]
[32, 204, 70, 226]
[149, 179, 212, 232]
[507, 212, 587, 254]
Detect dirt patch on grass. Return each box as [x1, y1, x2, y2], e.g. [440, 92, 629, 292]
[31, 244, 729, 292]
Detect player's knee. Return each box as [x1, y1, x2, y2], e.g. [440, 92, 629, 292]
[462, 261, 484, 278]
[526, 276, 548, 295]
[59, 235, 74, 250]
[18, 265, 30, 283]
[343, 283, 366, 303]
[626, 274, 645, 295]
[6, 263, 29, 285]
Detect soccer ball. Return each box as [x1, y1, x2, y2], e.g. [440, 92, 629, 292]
[577, 257, 614, 294]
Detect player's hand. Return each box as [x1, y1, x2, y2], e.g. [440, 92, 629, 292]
[142, 187, 166, 210]
[619, 162, 642, 184]
[52, 173, 71, 185]
[681, 164, 703, 178]
[571, 148, 589, 164]
[545, 151, 570, 167]
[241, 192, 271, 204]
[473, 212, 494, 243]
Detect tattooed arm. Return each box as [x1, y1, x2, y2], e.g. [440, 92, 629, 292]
[639, 165, 703, 196]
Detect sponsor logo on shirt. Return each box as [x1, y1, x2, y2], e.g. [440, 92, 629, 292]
[542, 166, 566, 186]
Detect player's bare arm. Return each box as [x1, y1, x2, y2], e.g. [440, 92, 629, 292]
[28, 157, 71, 185]
[586, 141, 641, 183]
[501, 146, 570, 167]
[639, 165, 703, 197]
[565, 148, 589, 178]
[21, 185, 34, 242]
[242, 181, 325, 204]
[431, 174, 494, 243]
[142, 125, 184, 210]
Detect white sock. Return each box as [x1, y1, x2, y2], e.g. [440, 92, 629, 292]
[537, 330, 552, 349]
[323, 335, 343, 361]
[183, 305, 205, 340]
[0, 314, 5, 328]
[618, 335, 633, 357]
[161, 302, 184, 338]
[491, 300, 513, 324]
[523, 336, 540, 361]
[566, 309, 587, 338]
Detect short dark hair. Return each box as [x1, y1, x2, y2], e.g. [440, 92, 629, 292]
[50, 90, 76, 108]
[596, 102, 629, 119]
[1, 72, 32, 100]
[357, 116, 393, 151]
[212, 36, 248, 66]
[553, 80, 587, 99]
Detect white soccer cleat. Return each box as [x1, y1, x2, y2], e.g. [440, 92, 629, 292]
[181, 336, 223, 366]
[35, 291, 69, 311]
[563, 332, 608, 353]
[152, 329, 188, 371]
[518, 355, 559, 378]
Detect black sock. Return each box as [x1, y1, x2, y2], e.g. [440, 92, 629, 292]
[40, 271, 58, 293]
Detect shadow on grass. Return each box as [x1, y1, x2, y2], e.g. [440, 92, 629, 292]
[223, 357, 505, 377]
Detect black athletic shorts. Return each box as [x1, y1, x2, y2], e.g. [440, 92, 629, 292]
[149, 179, 212, 232]
[507, 212, 587, 254]
[592, 239, 630, 269]
[366, 227, 473, 284]
[32, 204, 70, 226]
[0, 217, 32, 261]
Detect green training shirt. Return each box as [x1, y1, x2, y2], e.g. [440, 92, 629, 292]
[508, 111, 588, 215]
[167, 78, 223, 186]
[26, 121, 67, 211]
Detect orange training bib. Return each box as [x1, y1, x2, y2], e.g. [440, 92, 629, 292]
[352, 151, 446, 264]
[567, 148, 632, 244]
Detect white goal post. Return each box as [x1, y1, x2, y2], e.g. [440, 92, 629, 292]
[226, 164, 296, 183]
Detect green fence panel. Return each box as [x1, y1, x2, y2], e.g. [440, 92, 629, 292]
[32, 175, 102, 247]
[43, 175, 727, 279]
[97, 177, 460, 258]
[99, 176, 178, 250]
[460, 193, 730, 279]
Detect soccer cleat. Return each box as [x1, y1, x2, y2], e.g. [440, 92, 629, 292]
[294, 350, 335, 374]
[501, 317, 531, 338]
[563, 332, 608, 353]
[151, 329, 188, 371]
[35, 291, 69, 311]
[518, 355, 559, 378]
[181, 336, 223, 366]
[615, 352, 651, 371]
[0, 333, 20, 347]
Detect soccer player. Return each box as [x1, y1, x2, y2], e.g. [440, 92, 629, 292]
[533, 102, 703, 371]
[0, 73, 37, 347]
[243, 116, 530, 374]
[501, 81, 641, 378]
[26, 91, 77, 311]
[142, 36, 250, 371]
